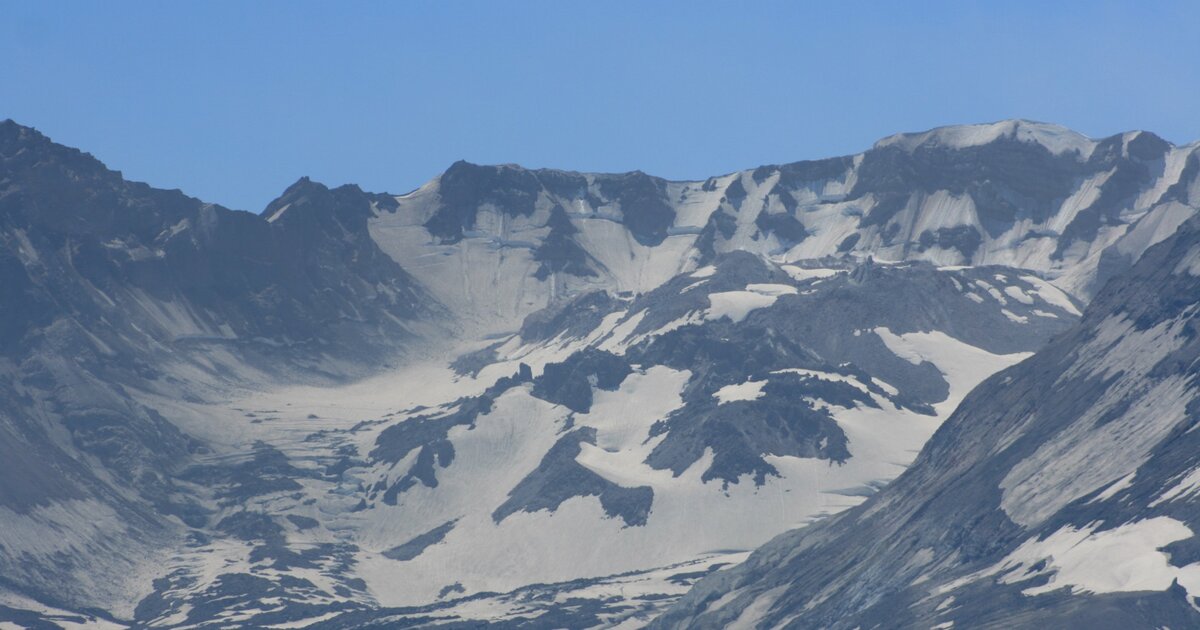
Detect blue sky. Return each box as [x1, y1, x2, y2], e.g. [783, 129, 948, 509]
[3, 1, 1198, 212]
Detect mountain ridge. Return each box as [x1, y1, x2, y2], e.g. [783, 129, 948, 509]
[0, 117, 1198, 627]
[325, 117, 1200, 335]
[0, 118, 443, 616]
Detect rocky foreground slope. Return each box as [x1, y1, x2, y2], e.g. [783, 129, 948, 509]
[655, 211, 1200, 629]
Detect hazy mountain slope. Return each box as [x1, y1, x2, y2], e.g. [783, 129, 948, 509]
[362, 120, 1199, 333]
[654, 218, 1200, 629]
[0, 122, 432, 361]
[0, 120, 439, 615]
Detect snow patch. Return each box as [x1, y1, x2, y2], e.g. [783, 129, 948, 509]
[772, 368, 872, 397]
[1003, 285, 1035, 305]
[1151, 467, 1200, 507]
[1092, 471, 1137, 503]
[744, 283, 799, 297]
[706, 284, 796, 323]
[1001, 309, 1028, 324]
[781, 266, 843, 282]
[1019, 276, 1081, 316]
[987, 518, 1200, 598]
[713, 380, 768, 405]
[873, 327, 1033, 416]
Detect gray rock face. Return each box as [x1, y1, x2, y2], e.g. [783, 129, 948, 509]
[529, 349, 632, 413]
[383, 520, 458, 561]
[424, 161, 676, 248]
[655, 218, 1200, 629]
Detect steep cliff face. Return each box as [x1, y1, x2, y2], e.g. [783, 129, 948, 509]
[655, 218, 1200, 629]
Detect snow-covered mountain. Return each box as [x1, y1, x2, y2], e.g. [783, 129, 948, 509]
[0, 118, 1197, 628]
[109, 253, 1077, 628]
[654, 216, 1200, 628]
[366, 120, 1198, 333]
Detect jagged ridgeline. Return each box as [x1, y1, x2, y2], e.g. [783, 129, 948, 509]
[368, 120, 1198, 334]
[0, 118, 1197, 627]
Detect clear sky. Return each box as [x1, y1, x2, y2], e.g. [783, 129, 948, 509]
[4, 1, 1199, 212]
